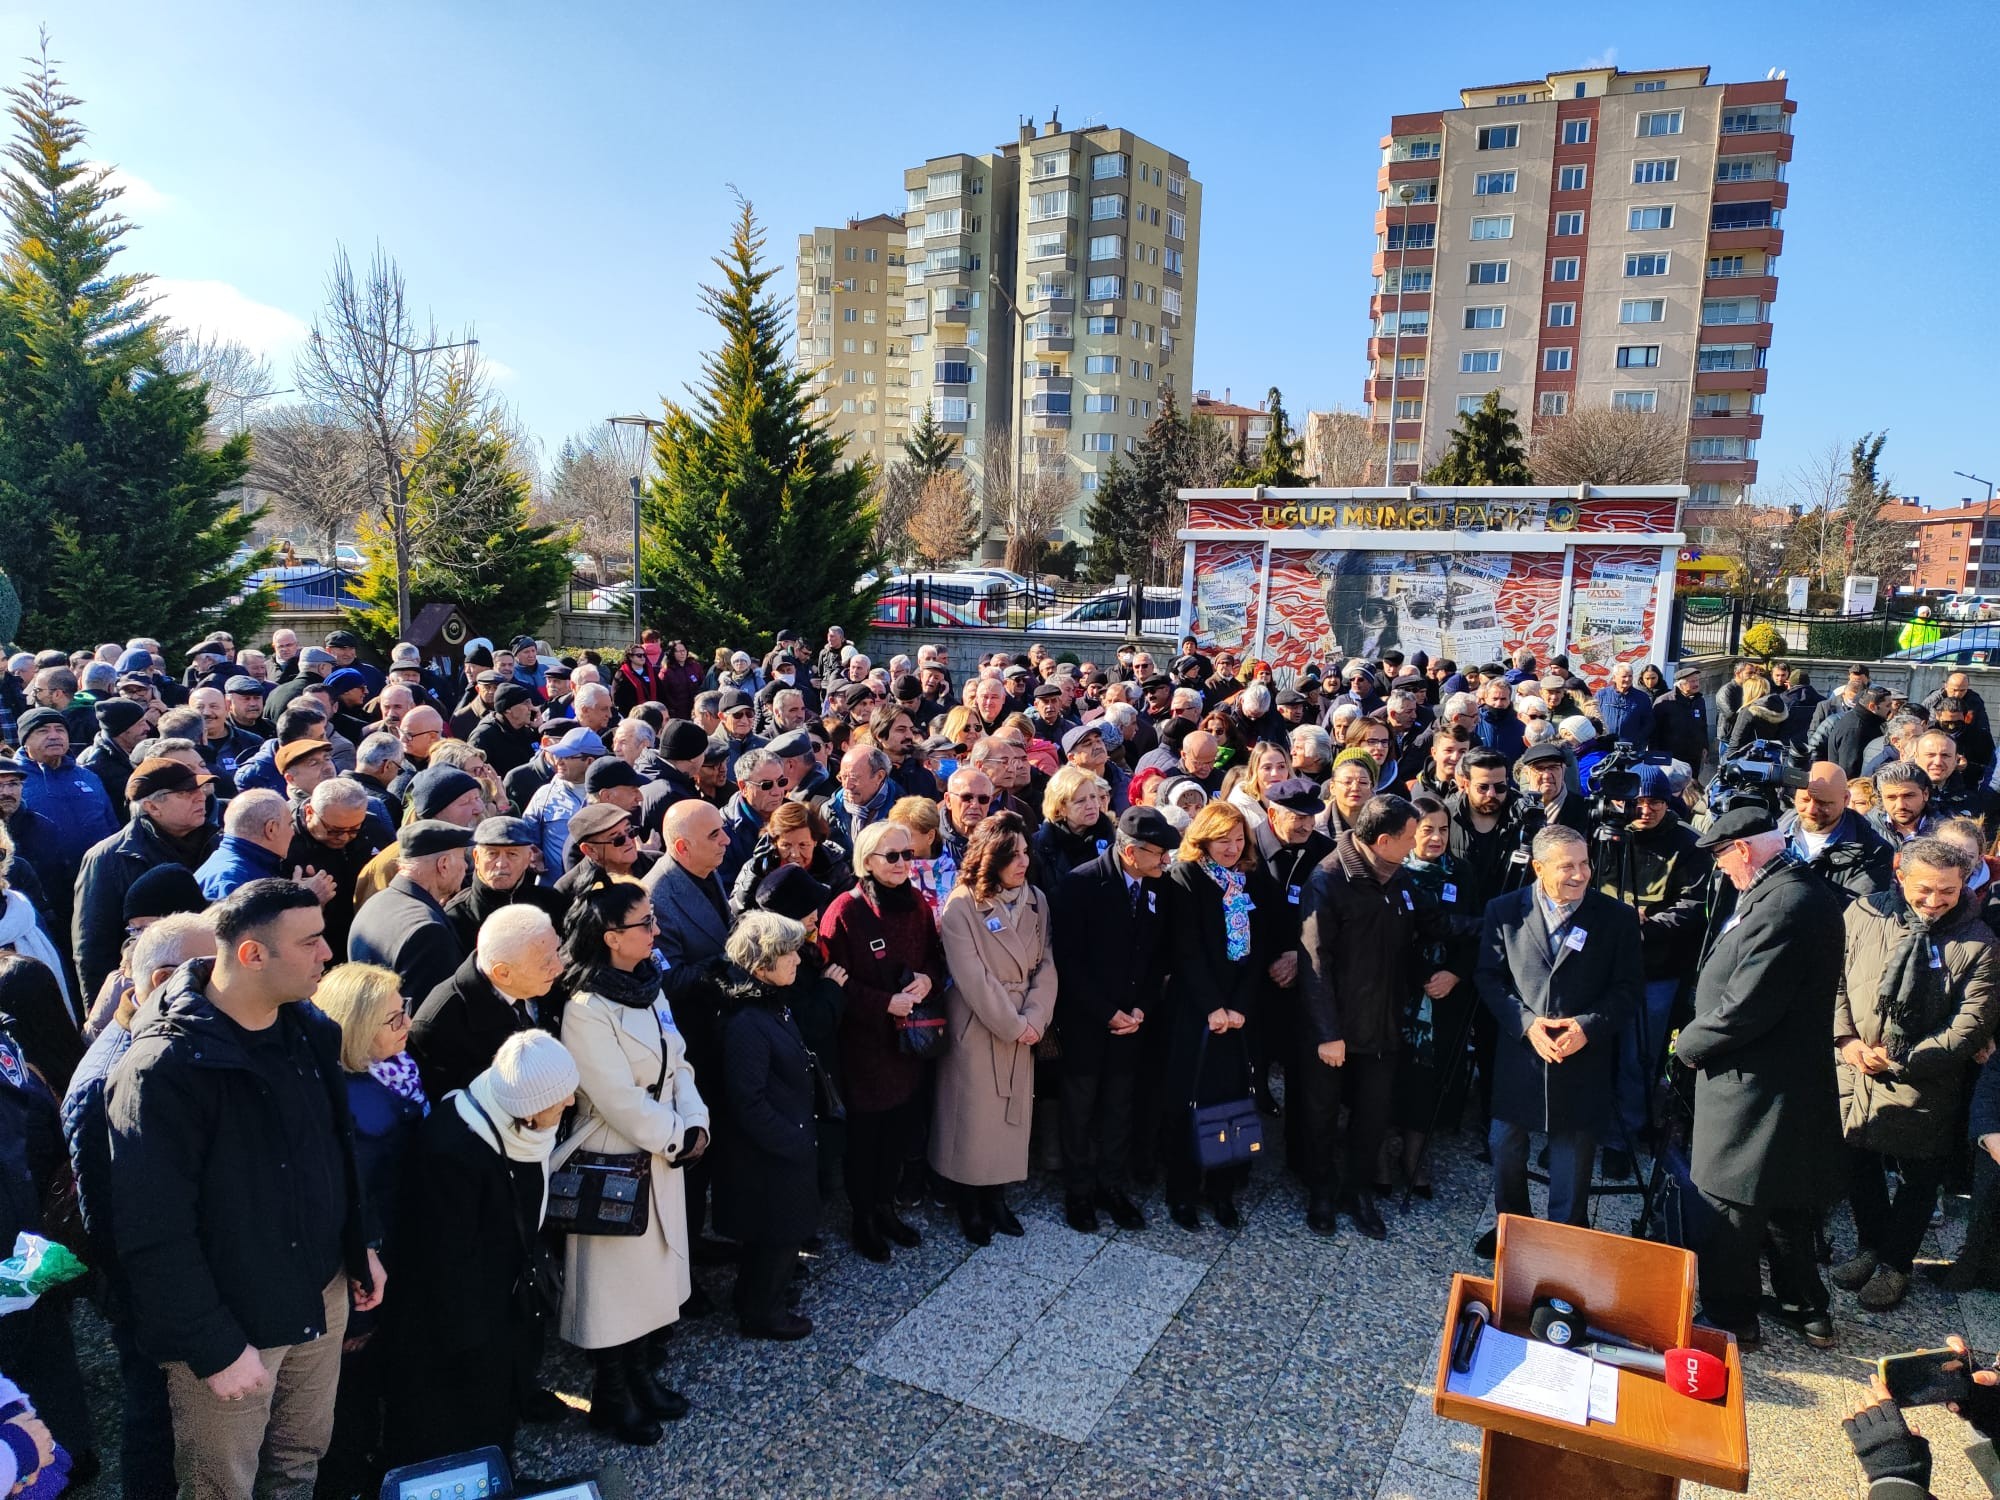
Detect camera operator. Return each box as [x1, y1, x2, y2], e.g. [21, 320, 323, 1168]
[1596, 765, 1710, 1176]
[1871, 761, 1938, 846]
[1779, 761, 1894, 904]
[1517, 742, 1592, 839]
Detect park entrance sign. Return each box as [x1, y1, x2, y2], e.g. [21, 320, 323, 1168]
[1177, 485, 1686, 687]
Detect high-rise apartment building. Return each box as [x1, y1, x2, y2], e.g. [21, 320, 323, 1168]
[1005, 118, 1200, 538]
[1367, 65, 1793, 505]
[796, 214, 911, 477]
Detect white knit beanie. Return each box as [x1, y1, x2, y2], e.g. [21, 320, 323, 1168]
[487, 1030, 579, 1119]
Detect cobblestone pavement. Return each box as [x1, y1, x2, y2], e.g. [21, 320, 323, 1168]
[69, 1127, 2000, 1499]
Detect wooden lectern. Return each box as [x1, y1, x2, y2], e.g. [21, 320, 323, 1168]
[1432, 1215, 1749, 1497]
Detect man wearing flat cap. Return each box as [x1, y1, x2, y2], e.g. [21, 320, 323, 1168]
[348, 819, 474, 1005]
[1676, 806, 1845, 1350]
[324, 629, 384, 697]
[351, 767, 487, 912]
[1652, 663, 1712, 774]
[469, 684, 540, 779]
[73, 758, 221, 1001]
[443, 817, 569, 951]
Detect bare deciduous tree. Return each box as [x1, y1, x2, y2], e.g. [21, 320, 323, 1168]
[1772, 440, 1850, 588]
[162, 329, 280, 437]
[1527, 407, 1689, 486]
[1003, 459, 1075, 576]
[1303, 408, 1382, 487]
[905, 470, 980, 567]
[1183, 416, 1240, 489]
[246, 405, 376, 562]
[546, 424, 638, 580]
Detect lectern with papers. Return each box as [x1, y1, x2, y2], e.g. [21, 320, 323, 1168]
[1432, 1215, 1750, 1497]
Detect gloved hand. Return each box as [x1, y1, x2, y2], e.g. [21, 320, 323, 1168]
[1845, 1397, 1933, 1491]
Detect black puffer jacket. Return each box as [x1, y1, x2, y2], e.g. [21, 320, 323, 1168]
[1030, 815, 1116, 896]
[1300, 831, 1419, 1057]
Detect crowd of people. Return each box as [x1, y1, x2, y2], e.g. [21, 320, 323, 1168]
[2, 622, 2000, 1497]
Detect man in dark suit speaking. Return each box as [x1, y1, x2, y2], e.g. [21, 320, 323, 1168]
[1475, 823, 1641, 1252]
[1675, 805, 1846, 1350]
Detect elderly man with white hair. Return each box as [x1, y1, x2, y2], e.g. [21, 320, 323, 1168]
[409, 903, 566, 1101]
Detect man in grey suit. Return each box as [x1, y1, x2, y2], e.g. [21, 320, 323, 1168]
[642, 798, 733, 1250]
[1474, 824, 1641, 1253]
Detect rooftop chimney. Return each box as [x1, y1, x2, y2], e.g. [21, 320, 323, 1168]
[1043, 111, 1062, 138]
[1019, 116, 1034, 147]
[1223, 387, 1231, 404]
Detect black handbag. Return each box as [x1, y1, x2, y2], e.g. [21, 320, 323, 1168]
[463, 1093, 564, 1318]
[1187, 1027, 1263, 1172]
[547, 1009, 671, 1236]
[803, 1040, 846, 1123]
[845, 897, 948, 1059]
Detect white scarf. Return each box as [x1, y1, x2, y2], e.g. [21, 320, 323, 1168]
[0, 887, 74, 1022]
[455, 1076, 559, 1225]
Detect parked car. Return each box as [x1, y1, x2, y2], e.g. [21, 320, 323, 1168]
[1890, 626, 2000, 664]
[951, 567, 1059, 606]
[870, 593, 988, 630]
[878, 573, 1004, 624]
[1024, 587, 1183, 635]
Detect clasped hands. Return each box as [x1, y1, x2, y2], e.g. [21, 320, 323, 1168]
[1528, 1016, 1587, 1064]
[885, 971, 931, 1018]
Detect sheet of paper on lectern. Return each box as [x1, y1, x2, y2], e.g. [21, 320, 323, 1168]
[1444, 1326, 1592, 1427]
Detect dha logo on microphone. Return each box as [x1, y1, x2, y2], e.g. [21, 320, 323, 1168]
[1544, 1297, 1576, 1345]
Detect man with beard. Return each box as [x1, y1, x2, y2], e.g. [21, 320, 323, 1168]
[443, 817, 569, 950]
[1777, 761, 1893, 904]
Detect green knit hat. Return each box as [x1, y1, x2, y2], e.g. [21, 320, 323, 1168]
[1333, 747, 1380, 781]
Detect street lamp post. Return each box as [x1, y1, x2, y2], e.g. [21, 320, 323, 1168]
[1381, 183, 1417, 486]
[372, 335, 480, 637]
[607, 415, 667, 637]
[1956, 469, 1997, 594]
[988, 272, 1029, 558]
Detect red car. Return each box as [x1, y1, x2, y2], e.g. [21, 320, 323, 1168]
[871, 591, 990, 629]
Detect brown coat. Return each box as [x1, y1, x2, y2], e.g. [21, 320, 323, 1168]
[929, 884, 1058, 1186]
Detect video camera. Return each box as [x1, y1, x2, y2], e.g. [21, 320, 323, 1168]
[1585, 741, 1674, 830]
[1703, 737, 1808, 818]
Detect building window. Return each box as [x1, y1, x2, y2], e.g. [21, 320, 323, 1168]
[1081, 432, 1113, 451]
[1474, 171, 1517, 195]
[1460, 350, 1502, 374]
[933, 354, 972, 384]
[1476, 124, 1519, 150]
[1397, 355, 1425, 378]
[1163, 248, 1183, 274]
[1160, 288, 1181, 315]
[1616, 345, 1661, 368]
[924, 208, 961, 236]
[1494, 92, 1530, 105]
[1391, 266, 1433, 293]
[1092, 153, 1129, 180]
[1029, 190, 1070, 222]
[1455, 395, 1486, 414]
[1637, 110, 1684, 137]
[1550, 257, 1580, 281]
[1558, 165, 1587, 191]
[1619, 298, 1666, 323]
[1707, 255, 1747, 278]
[1168, 170, 1186, 197]
[1703, 296, 1765, 325]
[1625, 253, 1671, 277]
[1690, 437, 1751, 460]
[1633, 158, 1678, 184]
[1083, 394, 1116, 412]
[1386, 222, 1436, 250]
[1088, 234, 1123, 260]
[1692, 393, 1734, 416]
[841, 399, 856, 413]
[1166, 211, 1185, 240]
[1539, 391, 1570, 415]
[1405, 140, 1440, 160]
[1544, 347, 1572, 371]
[1085, 315, 1117, 334]
[927, 169, 962, 198]
[1712, 201, 1777, 231]
[1026, 232, 1065, 261]
[1393, 397, 1422, 420]
[1689, 483, 1726, 504]
[1464, 306, 1506, 329]
[1561, 119, 1591, 145]
[1090, 194, 1126, 222]
[1086, 275, 1123, 301]
[1629, 205, 1674, 231]
[1393, 439, 1421, 461]
[1547, 302, 1576, 327]
[1554, 211, 1584, 236]
[1611, 389, 1658, 412]
[1032, 150, 1069, 179]
[1083, 355, 1121, 374]
[1467, 260, 1509, 284]
[1632, 78, 1666, 92]
[842, 307, 856, 322]
[841, 338, 856, 354]
[1698, 344, 1762, 372]
[1470, 214, 1514, 240]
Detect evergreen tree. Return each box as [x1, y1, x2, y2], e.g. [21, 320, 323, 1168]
[1085, 386, 1197, 584]
[346, 363, 574, 646]
[1838, 431, 1909, 587]
[1424, 391, 1531, 484]
[1230, 386, 1313, 487]
[900, 403, 958, 478]
[646, 201, 880, 645]
[0, 41, 266, 649]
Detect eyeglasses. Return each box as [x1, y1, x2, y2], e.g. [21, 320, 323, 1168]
[318, 820, 368, 842]
[612, 911, 660, 931]
[953, 791, 993, 805]
[871, 848, 914, 864]
[747, 778, 787, 791]
[589, 830, 635, 849]
[379, 1010, 411, 1033]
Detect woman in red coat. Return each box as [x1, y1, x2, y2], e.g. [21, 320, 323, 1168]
[821, 819, 946, 1263]
[612, 644, 662, 714]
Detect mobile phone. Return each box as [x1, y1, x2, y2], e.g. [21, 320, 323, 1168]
[1879, 1348, 1975, 1407]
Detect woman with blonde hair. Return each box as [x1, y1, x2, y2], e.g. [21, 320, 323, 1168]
[1159, 800, 1260, 1230]
[886, 795, 947, 909]
[933, 812, 1057, 1244]
[1030, 764, 1114, 892]
[1226, 741, 1293, 856]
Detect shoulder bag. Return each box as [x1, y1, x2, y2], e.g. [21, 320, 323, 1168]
[462, 1092, 565, 1318]
[546, 1007, 670, 1236]
[1188, 1026, 1263, 1173]
[844, 893, 948, 1059]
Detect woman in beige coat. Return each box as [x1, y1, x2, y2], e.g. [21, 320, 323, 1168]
[556, 876, 710, 1446]
[931, 811, 1057, 1244]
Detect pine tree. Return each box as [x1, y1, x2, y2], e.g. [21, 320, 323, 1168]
[1425, 391, 1531, 485]
[1838, 431, 1909, 588]
[646, 201, 880, 645]
[900, 403, 958, 478]
[0, 40, 266, 649]
[1230, 387, 1313, 487]
[1085, 387, 1192, 584]
[346, 363, 574, 646]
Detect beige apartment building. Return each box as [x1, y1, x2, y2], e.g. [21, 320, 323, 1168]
[1368, 64, 1793, 505]
[795, 215, 911, 478]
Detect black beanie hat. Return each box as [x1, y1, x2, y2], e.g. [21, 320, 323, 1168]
[95, 698, 148, 736]
[753, 864, 829, 923]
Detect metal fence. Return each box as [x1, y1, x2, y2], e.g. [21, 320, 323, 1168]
[1669, 594, 1930, 663]
[870, 578, 1181, 637]
[251, 565, 362, 610]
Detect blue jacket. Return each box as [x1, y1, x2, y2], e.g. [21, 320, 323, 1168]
[1475, 706, 1527, 763]
[19, 756, 120, 891]
[718, 793, 767, 889]
[194, 834, 288, 902]
[61, 1019, 134, 1274]
[232, 738, 285, 795]
[1594, 686, 1654, 749]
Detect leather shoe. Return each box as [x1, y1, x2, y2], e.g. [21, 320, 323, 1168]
[987, 1196, 1025, 1238]
[1344, 1188, 1387, 1241]
[876, 1209, 923, 1248]
[680, 1283, 716, 1318]
[1208, 1196, 1241, 1230]
[1306, 1195, 1339, 1237]
[958, 1201, 994, 1247]
[1065, 1197, 1100, 1234]
[692, 1235, 738, 1266]
[1473, 1226, 1497, 1259]
[744, 1311, 814, 1341]
[852, 1217, 892, 1264]
[1765, 1297, 1835, 1348]
[1098, 1189, 1146, 1231]
[1256, 1083, 1283, 1117]
[1169, 1201, 1202, 1232]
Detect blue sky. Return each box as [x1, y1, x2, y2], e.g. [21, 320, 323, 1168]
[7, 0, 1994, 507]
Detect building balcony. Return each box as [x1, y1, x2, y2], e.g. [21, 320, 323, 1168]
[1032, 410, 1071, 430]
[1364, 375, 1425, 402]
[1366, 334, 1431, 360]
[1033, 334, 1074, 354]
[1713, 177, 1789, 211]
[1028, 253, 1080, 275]
[1699, 321, 1773, 348]
[1716, 128, 1794, 162]
[1704, 273, 1778, 303]
[1370, 247, 1435, 277]
[1030, 295, 1075, 316]
[1368, 292, 1433, 318]
[1688, 459, 1759, 486]
[1695, 367, 1769, 394]
[935, 419, 969, 436]
[1374, 204, 1439, 230]
[935, 306, 971, 325]
[1385, 158, 1439, 185]
[1027, 374, 1072, 395]
[1709, 225, 1784, 257]
[1689, 414, 1764, 439]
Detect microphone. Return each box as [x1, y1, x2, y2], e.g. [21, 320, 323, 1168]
[1528, 1295, 1639, 1350]
[1451, 1299, 1491, 1374]
[1586, 1341, 1728, 1401]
